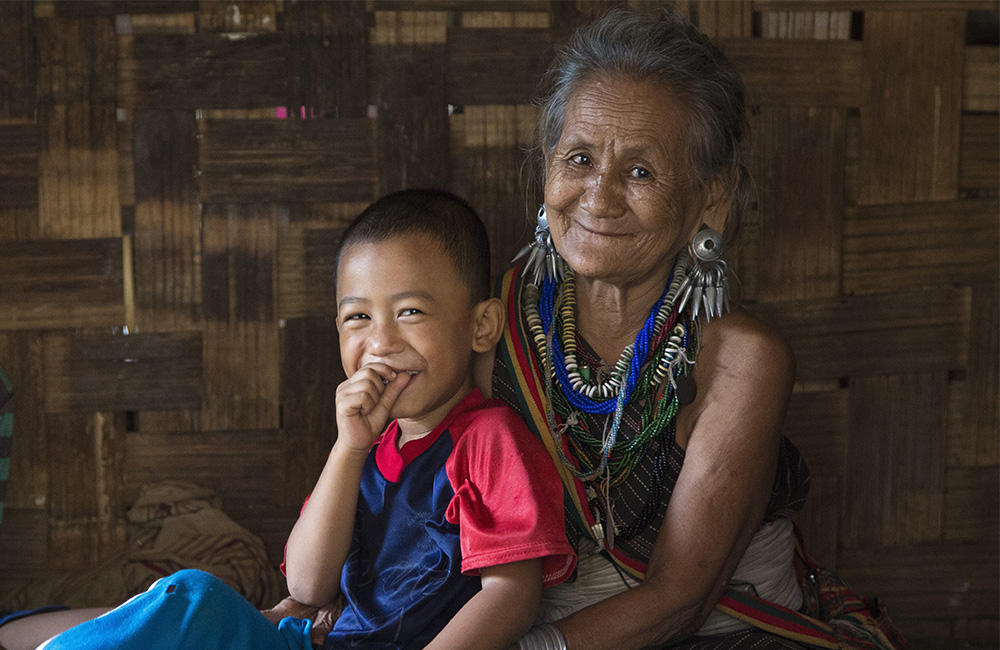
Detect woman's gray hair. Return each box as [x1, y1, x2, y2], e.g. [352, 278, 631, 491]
[531, 8, 752, 243]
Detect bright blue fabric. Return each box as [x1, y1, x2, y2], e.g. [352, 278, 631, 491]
[331, 431, 480, 649]
[41, 570, 311, 650]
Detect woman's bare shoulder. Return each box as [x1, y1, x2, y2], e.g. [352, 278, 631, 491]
[699, 308, 795, 383]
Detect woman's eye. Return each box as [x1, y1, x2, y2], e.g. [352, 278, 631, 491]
[629, 166, 651, 179]
[569, 153, 591, 166]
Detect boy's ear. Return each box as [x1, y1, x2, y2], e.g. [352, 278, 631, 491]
[471, 297, 505, 353]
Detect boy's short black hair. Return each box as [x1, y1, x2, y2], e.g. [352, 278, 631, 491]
[335, 189, 492, 302]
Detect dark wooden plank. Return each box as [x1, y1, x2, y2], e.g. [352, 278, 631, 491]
[280, 317, 343, 509]
[693, 0, 753, 38]
[43, 331, 202, 413]
[754, 1, 996, 10]
[125, 430, 281, 512]
[958, 282, 999, 466]
[374, 36, 451, 192]
[0, 123, 39, 210]
[792, 475, 839, 569]
[47, 1, 199, 16]
[858, 11, 964, 204]
[277, 227, 342, 319]
[759, 8, 851, 39]
[284, 0, 369, 118]
[132, 110, 201, 331]
[843, 373, 946, 549]
[0, 508, 50, 582]
[960, 112, 999, 195]
[36, 16, 121, 238]
[47, 412, 127, 569]
[445, 27, 571, 106]
[783, 388, 848, 478]
[0, 1, 36, 120]
[199, 119, 377, 203]
[964, 46, 999, 112]
[944, 466, 999, 543]
[201, 204, 280, 431]
[838, 543, 998, 619]
[746, 106, 845, 301]
[124, 33, 290, 109]
[843, 198, 1000, 294]
[748, 287, 969, 380]
[0, 238, 124, 330]
[721, 38, 862, 107]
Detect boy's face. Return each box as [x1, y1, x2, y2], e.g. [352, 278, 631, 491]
[336, 233, 480, 435]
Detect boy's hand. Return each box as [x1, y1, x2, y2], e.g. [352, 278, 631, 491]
[335, 363, 411, 452]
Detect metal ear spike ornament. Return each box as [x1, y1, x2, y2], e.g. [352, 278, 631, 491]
[512, 206, 567, 284]
[678, 228, 730, 321]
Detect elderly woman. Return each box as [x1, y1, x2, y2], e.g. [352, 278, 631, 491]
[481, 9, 810, 650]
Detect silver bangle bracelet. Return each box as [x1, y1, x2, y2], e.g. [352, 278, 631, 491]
[517, 623, 567, 650]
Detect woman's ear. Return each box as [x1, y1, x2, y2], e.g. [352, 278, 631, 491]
[700, 174, 733, 234]
[471, 297, 505, 353]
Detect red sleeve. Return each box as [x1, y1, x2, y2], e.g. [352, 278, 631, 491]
[445, 401, 576, 587]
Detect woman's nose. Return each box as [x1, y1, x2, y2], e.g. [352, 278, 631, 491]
[580, 172, 625, 218]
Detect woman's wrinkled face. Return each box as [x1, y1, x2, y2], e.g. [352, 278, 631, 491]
[544, 75, 711, 287]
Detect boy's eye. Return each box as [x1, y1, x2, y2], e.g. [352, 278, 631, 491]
[400, 308, 423, 317]
[344, 313, 370, 322]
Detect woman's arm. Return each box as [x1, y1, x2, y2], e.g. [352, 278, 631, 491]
[554, 312, 795, 650]
[425, 559, 543, 650]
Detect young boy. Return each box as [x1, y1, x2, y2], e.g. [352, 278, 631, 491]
[29, 189, 574, 650]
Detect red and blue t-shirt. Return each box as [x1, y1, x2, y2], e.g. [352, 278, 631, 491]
[316, 388, 575, 649]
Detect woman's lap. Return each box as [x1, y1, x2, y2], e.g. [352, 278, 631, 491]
[659, 629, 809, 650]
[39, 570, 311, 650]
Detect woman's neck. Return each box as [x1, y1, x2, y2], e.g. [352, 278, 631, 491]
[574, 266, 673, 364]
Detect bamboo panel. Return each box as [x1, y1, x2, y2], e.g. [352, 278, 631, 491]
[752, 1, 997, 10]
[944, 466, 999, 543]
[783, 388, 848, 478]
[445, 27, 573, 106]
[201, 204, 280, 431]
[460, 10, 550, 28]
[953, 619, 1000, 647]
[287, 202, 369, 229]
[277, 227, 342, 320]
[720, 38, 862, 107]
[372, 0, 552, 9]
[42, 1, 199, 17]
[450, 105, 537, 275]
[748, 106, 845, 302]
[47, 412, 127, 570]
[199, 118, 377, 204]
[0, 123, 39, 210]
[135, 410, 200, 435]
[125, 430, 281, 511]
[373, 13, 450, 193]
[43, 332, 202, 413]
[0, 332, 47, 510]
[838, 543, 998, 619]
[0, 238, 124, 330]
[759, 9, 851, 39]
[960, 112, 999, 194]
[842, 373, 946, 549]
[122, 33, 289, 109]
[284, 0, 369, 119]
[36, 16, 121, 239]
[793, 476, 840, 569]
[842, 198, 1000, 294]
[280, 317, 343, 509]
[748, 287, 969, 380]
[964, 46, 1000, 113]
[198, 0, 277, 33]
[692, 0, 753, 38]
[858, 11, 964, 205]
[0, 1, 35, 121]
[132, 110, 202, 331]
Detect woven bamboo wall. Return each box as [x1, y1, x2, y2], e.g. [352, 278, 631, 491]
[0, 1, 996, 647]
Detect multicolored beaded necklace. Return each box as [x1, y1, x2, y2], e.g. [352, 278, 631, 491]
[522, 250, 700, 546]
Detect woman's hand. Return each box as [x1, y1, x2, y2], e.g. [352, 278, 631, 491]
[335, 362, 410, 453]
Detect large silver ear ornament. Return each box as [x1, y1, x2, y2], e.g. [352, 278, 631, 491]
[511, 206, 567, 285]
[677, 227, 730, 321]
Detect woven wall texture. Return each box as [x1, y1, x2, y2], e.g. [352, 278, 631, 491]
[0, 1, 996, 648]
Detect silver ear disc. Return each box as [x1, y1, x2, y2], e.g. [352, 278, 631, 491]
[691, 228, 724, 262]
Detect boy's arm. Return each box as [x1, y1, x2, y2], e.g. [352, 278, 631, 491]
[424, 558, 542, 650]
[283, 364, 410, 607]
